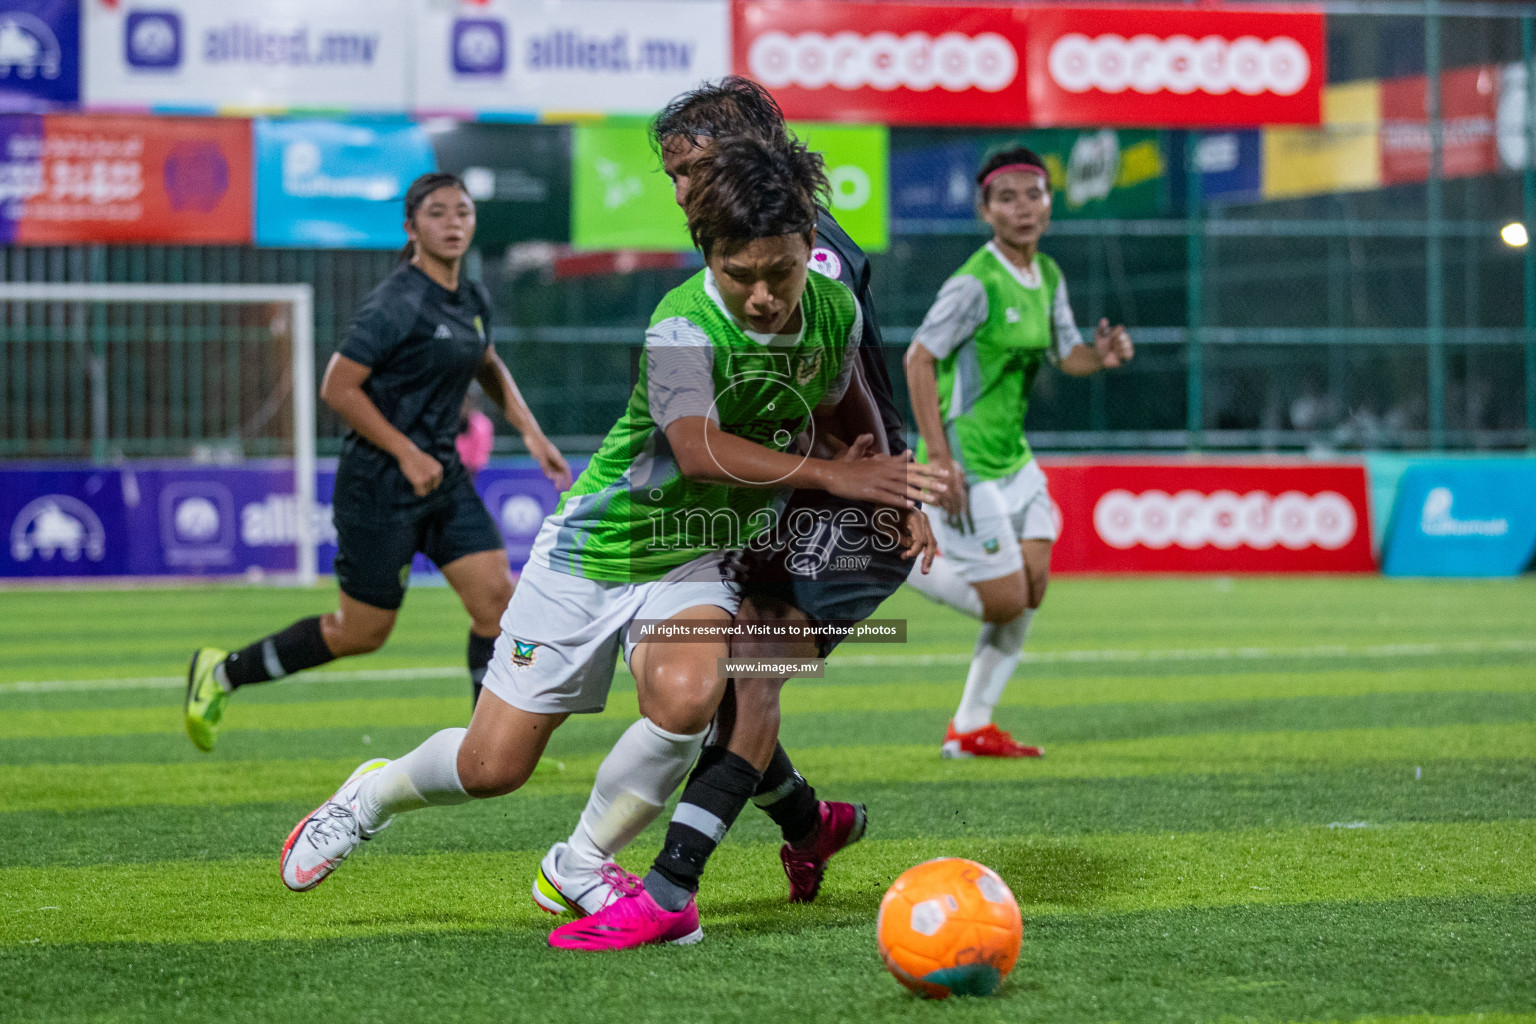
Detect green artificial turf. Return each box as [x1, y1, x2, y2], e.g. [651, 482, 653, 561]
[0, 576, 1533, 1023]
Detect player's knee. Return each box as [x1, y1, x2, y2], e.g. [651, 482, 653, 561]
[478, 574, 514, 623]
[456, 752, 529, 798]
[982, 590, 1027, 623]
[1026, 572, 1049, 610]
[644, 661, 721, 735]
[324, 614, 393, 656]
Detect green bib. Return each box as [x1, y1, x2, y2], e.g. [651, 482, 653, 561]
[917, 244, 1064, 483]
[543, 269, 858, 582]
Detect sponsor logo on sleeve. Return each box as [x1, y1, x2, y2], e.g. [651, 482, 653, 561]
[807, 247, 843, 280]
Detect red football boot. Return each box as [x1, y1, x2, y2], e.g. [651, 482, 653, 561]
[780, 800, 867, 903]
[941, 721, 1044, 759]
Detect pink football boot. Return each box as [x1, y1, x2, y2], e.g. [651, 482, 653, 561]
[780, 800, 867, 903]
[547, 872, 703, 951]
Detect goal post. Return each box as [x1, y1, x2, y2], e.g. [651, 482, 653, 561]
[0, 282, 319, 586]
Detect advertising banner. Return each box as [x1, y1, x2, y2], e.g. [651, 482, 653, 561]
[1040, 459, 1376, 573]
[0, 0, 79, 112]
[254, 118, 435, 249]
[791, 123, 887, 251]
[0, 113, 250, 245]
[734, 1, 1030, 126]
[891, 128, 1164, 225]
[1381, 460, 1536, 577]
[570, 122, 689, 252]
[1380, 66, 1499, 186]
[1026, 5, 1325, 128]
[84, 0, 410, 113]
[1196, 130, 1262, 203]
[572, 120, 888, 252]
[415, 0, 729, 117]
[1262, 79, 1379, 200]
[0, 460, 579, 580]
[429, 122, 571, 248]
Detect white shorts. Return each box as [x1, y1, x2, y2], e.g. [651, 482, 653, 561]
[929, 459, 1058, 583]
[482, 551, 741, 716]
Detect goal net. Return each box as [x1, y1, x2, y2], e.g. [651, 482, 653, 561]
[0, 283, 319, 585]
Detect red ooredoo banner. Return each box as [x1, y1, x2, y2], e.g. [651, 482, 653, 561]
[732, 1, 1031, 126]
[1038, 460, 1375, 573]
[1027, 6, 1325, 127]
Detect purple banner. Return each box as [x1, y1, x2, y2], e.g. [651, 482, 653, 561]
[0, 459, 582, 580]
[0, 0, 80, 112]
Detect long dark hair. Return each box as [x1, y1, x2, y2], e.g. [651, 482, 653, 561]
[650, 76, 792, 156]
[683, 136, 827, 259]
[397, 171, 470, 263]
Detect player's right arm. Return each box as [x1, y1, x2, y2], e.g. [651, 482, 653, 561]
[904, 275, 988, 520]
[320, 355, 443, 497]
[647, 315, 941, 508]
[665, 415, 935, 508]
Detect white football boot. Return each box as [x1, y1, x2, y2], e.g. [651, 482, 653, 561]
[280, 759, 392, 892]
[531, 841, 641, 917]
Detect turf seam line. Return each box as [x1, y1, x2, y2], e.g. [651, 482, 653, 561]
[5, 637, 1534, 694]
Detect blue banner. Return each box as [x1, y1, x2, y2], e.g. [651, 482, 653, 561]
[0, 460, 578, 580]
[1197, 130, 1262, 204]
[890, 139, 983, 226]
[1381, 460, 1536, 577]
[254, 119, 436, 248]
[0, 0, 79, 112]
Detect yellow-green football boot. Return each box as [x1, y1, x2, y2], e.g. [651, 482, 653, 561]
[184, 647, 228, 752]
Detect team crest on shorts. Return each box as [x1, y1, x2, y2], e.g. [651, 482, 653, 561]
[983, 538, 1001, 555]
[510, 639, 540, 669]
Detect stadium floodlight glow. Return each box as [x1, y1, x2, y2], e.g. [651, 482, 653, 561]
[1501, 222, 1530, 247]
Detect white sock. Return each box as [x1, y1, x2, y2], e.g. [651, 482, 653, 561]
[357, 727, 471, 833]
[952, 610, 1034, 733]
[563, 717, 707, 873]
[907, 555, 984, 620]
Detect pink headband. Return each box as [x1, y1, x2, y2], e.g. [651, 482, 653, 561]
[981, 163, 1049, 190]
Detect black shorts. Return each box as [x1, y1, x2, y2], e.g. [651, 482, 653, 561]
[735, 498, 912, 657]
[332, 473, 504, 611]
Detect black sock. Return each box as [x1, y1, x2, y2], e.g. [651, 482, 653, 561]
[468, 631, 495, 707]
[644, 747, 762, 910]
[753, 743, 821, 846]
[221, 616, 334, 689]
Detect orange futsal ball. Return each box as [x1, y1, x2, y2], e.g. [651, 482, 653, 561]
[876, 857, 1023, 999]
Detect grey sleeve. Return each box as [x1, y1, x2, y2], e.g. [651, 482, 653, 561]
[816, 299, 863, 411]
[911, 275, 988, 360]
[647, 317, 719, 428]
[1051, 276, 1086, 363]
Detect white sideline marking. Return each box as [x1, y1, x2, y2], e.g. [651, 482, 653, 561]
[2, 638, 1532, 695]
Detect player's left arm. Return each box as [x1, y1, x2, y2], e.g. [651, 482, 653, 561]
[476, 347, 572, 490]
[1052, 276, 1134, 377]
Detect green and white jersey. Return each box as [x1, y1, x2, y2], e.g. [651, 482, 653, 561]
[530, 267, 862, 582]
[912, 241, 1085, 484]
